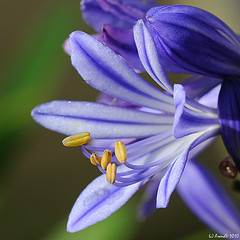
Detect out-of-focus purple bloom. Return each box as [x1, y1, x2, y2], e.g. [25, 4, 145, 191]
[142, 4, 240, 170]
[32, 27, 222, 232]
[81, 0, 157, 32]
[178, 161, 240, 237]
[63, 0, 158, 70]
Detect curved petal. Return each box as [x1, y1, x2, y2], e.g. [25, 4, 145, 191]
[81, 0, 132, 32]
[81, 0, 157, 32]
[134, 20, 173, 93]
[31, 101, 173, 138]
[178, 161, 240, 235]
[67, 173, 142, 232]
[197, 84, 221, 109]
[182, 75, 222, 100]
[145, 5, 240, 77]
[156, 128, 219, 208]
[156, 147, 190, 208]
[218, 79, 240, 170]
[70, 31, 174, 112]
[102, 24, 144, 71]
[173, 84, 218, 138]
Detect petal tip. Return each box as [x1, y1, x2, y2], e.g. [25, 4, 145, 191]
[156, 198, 168, 209]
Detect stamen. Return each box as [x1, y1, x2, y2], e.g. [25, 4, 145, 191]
[101, 149, 112, 170]
[90, 153, 101, 166]
[106, 163, 117, 184]
[62, 132, 90, 147]
[115, 141, 127, 163]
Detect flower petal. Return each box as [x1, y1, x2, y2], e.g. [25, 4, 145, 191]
[178, 161, 240, 235]
[70, 31, 174, 112]
[156, 128, 219, 208]
[218, 79, 240, 170]
[145, 5, 240, 77]
[156, 147, 190, 208]
[31, 101, 173, 138]
[173, 84, 218, 138]
[102, 24, 144, 71]
[81, 0, 158, 32]
[67, 173, 142, 232]
[133, 20, 173, 93]
[182, 75, 221, 100]
[81, 0, 131, 32]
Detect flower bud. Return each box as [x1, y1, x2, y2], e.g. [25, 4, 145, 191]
[144, 5, 240, 78]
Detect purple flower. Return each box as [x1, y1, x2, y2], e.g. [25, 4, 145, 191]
[32, 27, 222, 231]
[142, 4, 240, 171]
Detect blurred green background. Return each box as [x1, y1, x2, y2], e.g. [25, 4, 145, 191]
[0, 0, 240, 239]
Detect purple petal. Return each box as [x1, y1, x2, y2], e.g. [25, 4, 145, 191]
[133, 20, 173, 93]
[70, 31, 174, 112]
[67, 173, 142, 232]
[102, 24, 144, 71]
[156, 128, 220, 208]
[81, 0, 132, 32]
[97, 93, 138, 108]
[218, 79, 240, 170]
[182, 75, 222, 100]
[173, 84, 218, 138]
[81, 0, 157, 32]
[145, 5, 240, 77]
[156, 147, 190, 208]
[178, 161, 240, 235]
[96, 0, 145, 24]
[197, 84, 221, 109]
[31, 101, 173, 138]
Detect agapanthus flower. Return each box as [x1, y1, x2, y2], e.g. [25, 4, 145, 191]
[142, 4, 240, 172]
[31, 23, 232, 232]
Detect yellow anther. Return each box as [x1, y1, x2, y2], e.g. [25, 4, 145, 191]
[115, 141, 127, 163]
[90, 153, 101, 166]
[101, 149, 112, 170]
[106, 163, 117, 184]
[62, 132, 90, 147]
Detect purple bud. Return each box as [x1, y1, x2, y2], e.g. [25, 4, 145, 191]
[144, 5, 240, 78]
